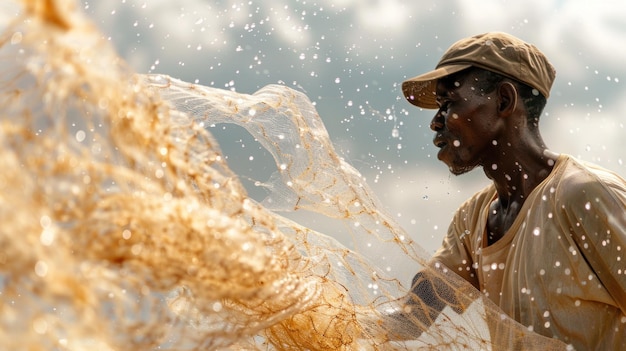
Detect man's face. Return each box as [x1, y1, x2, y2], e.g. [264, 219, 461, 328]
[430, 71, 501, 175]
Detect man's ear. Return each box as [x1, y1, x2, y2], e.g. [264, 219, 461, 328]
[497, 81, 517, 117]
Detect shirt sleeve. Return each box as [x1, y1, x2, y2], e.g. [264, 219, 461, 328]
[431, 197, 485, 290]
[557, 164, 626, 314]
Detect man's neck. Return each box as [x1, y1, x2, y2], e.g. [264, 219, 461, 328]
[482, 146, 559, 245]
[483, 141, 558, 205]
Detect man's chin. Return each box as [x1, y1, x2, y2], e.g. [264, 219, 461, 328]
[447, 164, 476, 176]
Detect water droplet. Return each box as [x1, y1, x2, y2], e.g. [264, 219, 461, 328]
[33, 317, 48, 334]
[35, 261, 48, 277]
[40, 228, 55, 246]
[40, 215, 51, 229]
[10, 31, 22, 45]
[212, 301, 223, 312]
[131, 244, 142, 255]
[75, 130, 86, 142]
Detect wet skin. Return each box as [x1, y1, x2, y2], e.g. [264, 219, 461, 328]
[429, 71, 558, 245]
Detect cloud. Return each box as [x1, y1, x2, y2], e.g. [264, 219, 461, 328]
[87, 0, 626, 270]
[356, 0, 412, 32]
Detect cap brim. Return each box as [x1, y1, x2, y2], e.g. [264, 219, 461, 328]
[402, 64, 472, 109]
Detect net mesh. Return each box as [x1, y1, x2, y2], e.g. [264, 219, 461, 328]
[0, 1, 569, 350]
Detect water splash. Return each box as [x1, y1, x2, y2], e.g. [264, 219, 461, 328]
[0, 1, 568, 350]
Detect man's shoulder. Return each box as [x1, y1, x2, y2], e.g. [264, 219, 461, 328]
[552, 154, 626, 201]
[556, 155, 624, 185]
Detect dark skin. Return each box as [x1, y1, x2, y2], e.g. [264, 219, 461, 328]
[430, 70, 559, 245]
[366, 71, 560, 341]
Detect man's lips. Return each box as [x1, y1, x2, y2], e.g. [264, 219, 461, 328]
[433, 135, 447, 148]
[433, 135, 450, 161]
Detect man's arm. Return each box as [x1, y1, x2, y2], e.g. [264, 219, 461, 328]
[360, 195, 483, 341]
[360, 267, 473, 341]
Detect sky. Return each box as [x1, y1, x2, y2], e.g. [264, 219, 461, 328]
[84, 0, 626, 259]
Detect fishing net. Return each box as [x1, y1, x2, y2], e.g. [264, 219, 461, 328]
[0, 0, 568, 350]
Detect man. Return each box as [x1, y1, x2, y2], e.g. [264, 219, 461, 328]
[392, 32, 626, 350]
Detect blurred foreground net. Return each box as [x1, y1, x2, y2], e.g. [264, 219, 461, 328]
[0, 1, 568, 350]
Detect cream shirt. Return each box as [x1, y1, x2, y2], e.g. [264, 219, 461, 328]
[432, 154, 626, 350]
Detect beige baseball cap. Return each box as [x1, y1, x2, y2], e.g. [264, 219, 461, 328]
[402, 32, 556, 109]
